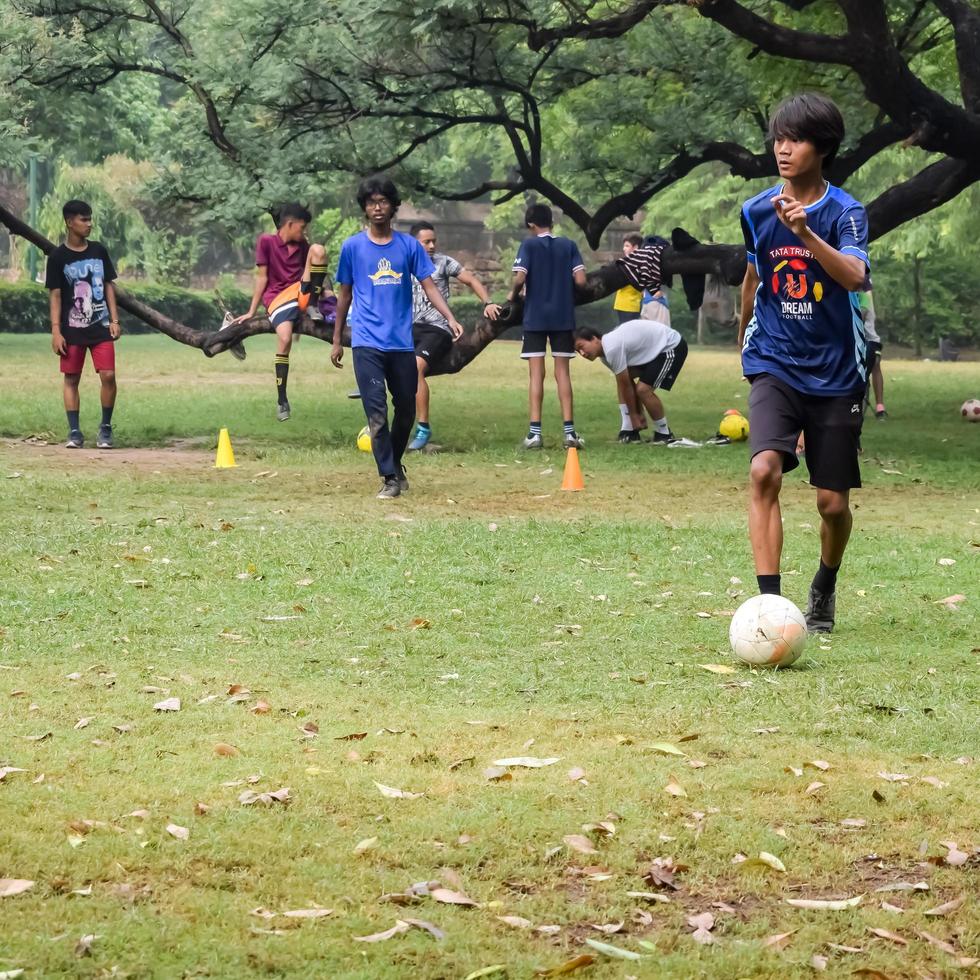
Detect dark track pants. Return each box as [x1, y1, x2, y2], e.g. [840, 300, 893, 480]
[352, 347, 418, 478]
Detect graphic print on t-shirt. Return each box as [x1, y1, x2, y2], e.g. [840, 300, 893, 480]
[63, 256, 110, 331]
[369, 258, 403, 286]
[769, 246, 824, 316]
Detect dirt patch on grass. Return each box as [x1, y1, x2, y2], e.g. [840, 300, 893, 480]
[2, 437, 213, 472]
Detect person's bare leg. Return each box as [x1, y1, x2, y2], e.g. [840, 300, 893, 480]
[528, 357, 545, 424]
[634, 382, 665, 421]
[749, 450, 784, 575]
[415, 356, 430, 424]
[99, 369, 117, 410]
[872, 359, 885, 412]
[554, 356, 574, 423]
[63, 373, 80, 414]
[815, 488, 852, 568]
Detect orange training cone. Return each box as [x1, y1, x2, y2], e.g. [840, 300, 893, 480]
[560, 446, 584, 492]
[214, 427, 237, 468]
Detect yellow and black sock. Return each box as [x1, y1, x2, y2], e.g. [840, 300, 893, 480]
[275, 354, 290, 405]
[300, 265, 330, 301]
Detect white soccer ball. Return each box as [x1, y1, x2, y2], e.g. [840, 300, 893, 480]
[729, 594, 807, 667]
[961, 398, 980, 422]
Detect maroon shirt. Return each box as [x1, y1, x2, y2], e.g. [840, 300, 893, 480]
[255, 233, 310, 310]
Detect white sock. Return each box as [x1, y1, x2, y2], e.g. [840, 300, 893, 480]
[619, 404, 633, 430]
[654, 417, 670, 435]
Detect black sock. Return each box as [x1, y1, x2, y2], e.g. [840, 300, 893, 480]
[275, 355, 289, 404]
[101, 405, 113, 427]
[757, 574, 781, 596]
[812, 560, 839, 594]
[301, 265, 330, 301]
[67, 410, 80, 431]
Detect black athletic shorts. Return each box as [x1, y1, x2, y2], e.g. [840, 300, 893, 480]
[413, 322, 453, 365]
[748, 373, 864, 491]
[633, 338, 688, 391]
[866, 341, 882, 369]
[521, 330, 575, 358]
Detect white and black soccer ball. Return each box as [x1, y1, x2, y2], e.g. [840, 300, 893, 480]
[729, 594, 807, 667]
[961, 398, 980, 422]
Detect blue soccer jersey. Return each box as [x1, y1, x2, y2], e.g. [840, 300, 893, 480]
[741, 182, 869, 397]
[513, 233, 585, 331]
[336, 231, 436, 350]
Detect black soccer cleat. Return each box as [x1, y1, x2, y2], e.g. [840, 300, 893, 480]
[618, 429, 642, 443]
[805, 586, 836, 633]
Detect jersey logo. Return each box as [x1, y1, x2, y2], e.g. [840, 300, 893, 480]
[369, 257, 403, 286]
[770, 256, 824, 317]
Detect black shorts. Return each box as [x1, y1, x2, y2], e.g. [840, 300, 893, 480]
[633, 338, 688, 391]
[866, 341, 882, 369]
[413, 322, 453, 365]
[521, 330, 575, 358]
[748, 373, 864, 491]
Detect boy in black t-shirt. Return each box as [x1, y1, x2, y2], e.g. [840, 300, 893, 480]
[45, 200, 120, 449]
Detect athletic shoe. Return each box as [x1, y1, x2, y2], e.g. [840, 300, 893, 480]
[522, 432, 543, 449]
[96, 425, 114, 449]
[66, 429, 84, 449]
[805, 586, 836, 633]
[398, 465, 410, 493]
[377, 477, 401, 499]
[308, 305, 325, 322]
[277, 401, 291, 422]
[704, 434, 732, 446]
[650, 430, 677, 446]
[563, 431, 584, 450]
[875, 409, 888, 420]
[408, 427, 431, 451]
[666, 436, 702, 448]
[618, 430, 641, 443]
[347, 390, 361, 400]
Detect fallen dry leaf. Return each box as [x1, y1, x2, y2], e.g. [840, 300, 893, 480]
[238, 787, 291, 806]
[563, 834, 598, 855]
[868, 927, 906, 945]
[626, 891, 672, 904]
[353, 920, 411, 943]
[648, 742, 686, 757]
[251, 700, 271, 715]
[687, 911, 715, 945]
[533, 954, 596, 976]
[0, 767, 26, 782]
[920, 776, 949, 789]
[497, 915, 533, 929]
[430, 887, 477, 907]
[353, 837, 378, 856]
[74, 934, 98, 957]
[73, 717, 93, 730]
[918, 930, 956, 954]
[166, 823, 189, 840]
[786, 895, 863, 910]
[877, 771, 909, 782]
[590, 922, 624, 935]
[935, 593, 966, 611]
[335, 731, 368, 741]
[374, 782, 424, 800]
[939, 840, 969, 866]
[153, 697, 180, 712]
[281, 907, 332, 919]
[924, 896, 965, 916]
[214, 742, 239, 757]
[811, 953, 828, 971]
[0, 879, 34, 898]
[664, 775, 687, 797]
[874, 880, 929, 893]
[762, 929, 797, 950]
[567, 767, 587, 782]
[483, 767, 511, 782]
[492, 756, 559, 768]
[697, 663, 736, 674]
[841, 818, 867, 829]
[194, 802, 210, 816]
[806, 760, 831, 772]
[804, 781, 826, 796]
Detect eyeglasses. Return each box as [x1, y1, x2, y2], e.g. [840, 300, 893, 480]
[366, 199, 391, 210]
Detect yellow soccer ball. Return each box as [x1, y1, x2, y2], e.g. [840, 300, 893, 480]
[719, 413, 750, 441]
[356, 426, 372, 452]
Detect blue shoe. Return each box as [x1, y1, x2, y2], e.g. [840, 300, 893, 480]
[408, 427, 431, 451]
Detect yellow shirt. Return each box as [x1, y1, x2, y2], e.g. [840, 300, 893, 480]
[613, 284, 643, 313]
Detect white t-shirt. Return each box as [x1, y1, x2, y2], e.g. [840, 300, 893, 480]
[600, 319, 682, 375]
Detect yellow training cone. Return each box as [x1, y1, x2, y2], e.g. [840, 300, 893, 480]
[214, 427, 237, 468]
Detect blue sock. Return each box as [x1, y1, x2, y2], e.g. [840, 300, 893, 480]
[101, 406, 113, 427]
[67, 410, 80, 431]
[529, 421, 542, 436]
[563, 419, 575, 434]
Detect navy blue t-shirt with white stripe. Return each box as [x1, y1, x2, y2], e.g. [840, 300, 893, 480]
[513, 233, 585, 332]
[740, 182, 869, 397]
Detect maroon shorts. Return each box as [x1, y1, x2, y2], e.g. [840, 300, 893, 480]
[61, 341, 116, 375]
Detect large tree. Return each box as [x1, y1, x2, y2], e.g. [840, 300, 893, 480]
[1, 0, 977, 369]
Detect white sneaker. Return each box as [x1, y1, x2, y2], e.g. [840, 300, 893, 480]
[522, 432, 543, 449]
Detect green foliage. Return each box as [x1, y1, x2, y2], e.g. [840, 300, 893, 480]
[0, 279, 249, 333]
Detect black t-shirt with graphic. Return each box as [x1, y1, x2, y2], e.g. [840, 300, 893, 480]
[44, 242, 118, 346]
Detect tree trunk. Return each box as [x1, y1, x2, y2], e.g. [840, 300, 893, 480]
[911, 254, 923, 358]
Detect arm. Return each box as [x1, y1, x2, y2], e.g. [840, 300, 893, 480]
[457, 268, 501, 320]
[507, 269, 526, 304]
[50, 291, 66, 355]
[419, 277, 464, 339]
[772, 196, 866, 291]
[738, 263, 759, 347]
[106, 282, 120, 338]
[234, 266, 268, 323]
[331, 283, 352, 367]
[573, 268, 587, 288]
[615, 369, 643, 427]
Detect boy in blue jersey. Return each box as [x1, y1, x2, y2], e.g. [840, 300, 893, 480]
[332, 175, 464, 498]
[738, 93, 870, 633]
[507, 204, 588, 449]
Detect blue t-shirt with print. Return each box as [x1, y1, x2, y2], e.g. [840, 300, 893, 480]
[513, 234, 585, 332]
[741, 182, 869, 397]
[336, 231, 436, 350]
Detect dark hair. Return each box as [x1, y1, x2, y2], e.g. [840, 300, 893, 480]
[575, 327, 602, 342]
[409, 221, 435, 238]
[768, 93, 845, 167]
[62, 199, 92, 220]
[274, 202, 312, 228]
[525, 203, 553, 229]
[624, 233, 644, 247]
[356, 175, 401, 213]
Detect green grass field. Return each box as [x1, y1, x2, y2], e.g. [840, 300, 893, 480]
[1, 333, 977, 979]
